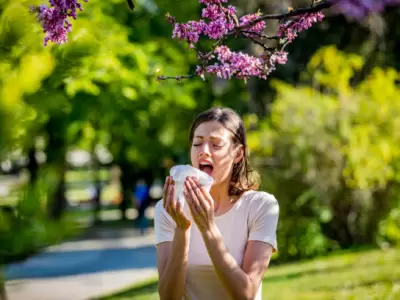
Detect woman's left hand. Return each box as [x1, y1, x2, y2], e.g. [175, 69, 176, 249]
[184, 176, 215, 233]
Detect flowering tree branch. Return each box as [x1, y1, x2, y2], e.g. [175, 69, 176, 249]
[29, 0, 132, 46]
[30, 0, 400, 81]
[157, 0, 329, 82]
[156, 0, 400, 82]
[29, 0, 89, 46]
[235, 0, 332, 28]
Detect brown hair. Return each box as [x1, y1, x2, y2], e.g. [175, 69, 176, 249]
[189, 107, 260, 197]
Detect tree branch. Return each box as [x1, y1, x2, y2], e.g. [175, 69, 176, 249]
[235, 0, 333, 31]
[159, 0, 332, 81]
[240, 31, 280, 40]
[157, 74, 196, 82]
[243, 33, 274, 52]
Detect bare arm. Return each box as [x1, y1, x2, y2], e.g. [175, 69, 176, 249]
[156, 176, 192, 300]
[156, 228, 190, 300]
[183, 178, 278, 300]
[202, 226, 273, 300]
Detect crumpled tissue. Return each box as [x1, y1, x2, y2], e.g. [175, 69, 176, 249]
[169, 164, 214, 207]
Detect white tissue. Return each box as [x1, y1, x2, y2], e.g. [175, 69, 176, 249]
[169, 164, 214, 207]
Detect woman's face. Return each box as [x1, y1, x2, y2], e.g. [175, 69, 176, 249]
[190, 120, 242, 186]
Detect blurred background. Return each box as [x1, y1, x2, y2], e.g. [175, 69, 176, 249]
[1, 0, 399, 299]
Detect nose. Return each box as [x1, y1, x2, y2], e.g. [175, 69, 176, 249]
[199, 142, 211, 157]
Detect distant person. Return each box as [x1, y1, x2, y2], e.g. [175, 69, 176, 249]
[154, 107, 280, 300]
[134, 179, 150, 234]
[133, 179, 149, 208]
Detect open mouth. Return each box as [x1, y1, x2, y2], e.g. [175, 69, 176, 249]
[199, 163, 214, 176]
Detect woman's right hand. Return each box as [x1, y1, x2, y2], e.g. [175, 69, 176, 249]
[163, 176, 191, 231]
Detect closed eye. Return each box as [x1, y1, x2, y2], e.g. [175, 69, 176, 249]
[193, 142, 224, 148]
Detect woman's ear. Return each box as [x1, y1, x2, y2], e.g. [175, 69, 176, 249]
[234, 145, 244, 164]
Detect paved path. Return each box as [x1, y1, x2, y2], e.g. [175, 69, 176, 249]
[4, 228, 158, 300]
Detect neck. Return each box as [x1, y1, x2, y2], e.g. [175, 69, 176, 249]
[210, 181, 231, 210]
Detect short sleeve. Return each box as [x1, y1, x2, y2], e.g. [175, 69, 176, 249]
[154, 200, 176, 245]
[248, 192, 279, 252]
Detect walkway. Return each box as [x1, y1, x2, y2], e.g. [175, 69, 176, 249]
[4, 227, 158, 300]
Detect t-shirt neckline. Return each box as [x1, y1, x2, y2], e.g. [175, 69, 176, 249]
[214, 190, 251, 219]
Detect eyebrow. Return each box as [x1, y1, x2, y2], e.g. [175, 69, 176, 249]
[194, 135, 225, 141]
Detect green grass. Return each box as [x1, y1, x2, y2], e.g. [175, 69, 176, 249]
[97, 247, 400, 300]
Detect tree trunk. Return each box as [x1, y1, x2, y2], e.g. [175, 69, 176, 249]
[45, 117, 68, 220]
[0, 272, 7, 300]
[48, 164, 67, 220]
[119, 162, 134, 221]
[363, 183, 394, 244]
[91, 151, 102, 224]
[322, 182, 395, 247]
[27, 146, 39, 187]
[322, 183, 355, 248]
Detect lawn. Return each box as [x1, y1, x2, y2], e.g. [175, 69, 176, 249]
[97, 247, 400, 300]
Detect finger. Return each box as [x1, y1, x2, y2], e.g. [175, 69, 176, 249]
[191, 177, 213, 208]
[176, 200, 183, 214]
[176, 202, 191, 229]
[198, 184, 213, 208]
[165, 183, 173, 215]
[168, 183, 176, 212]
[188, 177, 208, 213]
[175, 201, 188, 221]
[184, 188, 200, 218]
[185, 179, 201, 212]
[163, 177, 170, 208]
[170, 185, 183, 225]
[170, 183, 176, 209]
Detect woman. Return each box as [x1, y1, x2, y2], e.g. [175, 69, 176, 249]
[154, 107, 279, 300]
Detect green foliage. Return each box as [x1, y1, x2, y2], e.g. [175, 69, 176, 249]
[0, 0, 55, 156]
[379, 206, 400, 247]
[1, 0, 397, 270]
[96, 247, 400, 300]
[0, 0, 214, 261]
[247, 46, 400, 260]
[0, 174, 81, 265]
[0, 0, 205, 159]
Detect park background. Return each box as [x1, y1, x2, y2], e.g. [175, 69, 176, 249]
[1, 0, 399, 299]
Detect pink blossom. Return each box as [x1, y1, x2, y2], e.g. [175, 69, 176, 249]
[270, 51, 288, 65]
[226, 5, 237, 17]
[31, 0, 88, 45]
[199, 0, 228, 4]
[277, 12, 324, 42]
[206, 46, 267, 80]
[172, 1, 236, 42]
[196, 66, 206, 80]
[173, 21, 205, 47]
[239, 13, 265, 37]
[202, 4, 221, 20]
[168, 0, 325, 81]
[214, 45, 232, 62]
[204, 18, 232, 39]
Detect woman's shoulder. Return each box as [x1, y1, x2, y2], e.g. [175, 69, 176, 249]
[242, 190, 278, 206]
[154, 199, 170, 219]
[155, 199, 164, 210]
[242, 190, 279, 222]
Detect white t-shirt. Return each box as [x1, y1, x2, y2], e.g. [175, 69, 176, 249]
[154, 190, 279, 300]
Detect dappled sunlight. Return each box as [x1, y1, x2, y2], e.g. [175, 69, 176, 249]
[99, 247, 400, 299]
[1, 0, 400, 299]
[6, 245, 157, 280]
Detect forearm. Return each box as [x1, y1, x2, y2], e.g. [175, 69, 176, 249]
[158, 228, 190, 300]
[202, 225, 255, 300]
